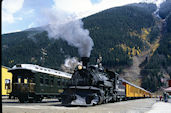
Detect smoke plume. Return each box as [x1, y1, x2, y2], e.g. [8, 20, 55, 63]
[42, 9, 94, 57]
[61, 57, 81, 73]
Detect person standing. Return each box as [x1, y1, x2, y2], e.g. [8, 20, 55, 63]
[159, 95, 162, 101]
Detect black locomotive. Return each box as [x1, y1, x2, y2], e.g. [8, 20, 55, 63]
[61, 57, 126, 106]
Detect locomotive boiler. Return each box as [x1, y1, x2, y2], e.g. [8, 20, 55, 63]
[61, 57, 126, 106]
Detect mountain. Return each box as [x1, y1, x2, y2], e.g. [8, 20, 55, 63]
[2, 3, 170, 92]
[159, 0, 171, 19]
[141, 10, 171, 92]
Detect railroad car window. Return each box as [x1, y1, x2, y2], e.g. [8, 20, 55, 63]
[18, 78, 21, 83]
[51, 79, 54, 85]
[57, 80, 61, 85]
[62, 79, 66, 85]
[45, 78, 49, 85]
[61, 79, 64, 85]
[50, 77, 54, 86]
[24, 79, 28, 84]
[29, 78, 34, 83]
[5, 79, 10, 89]
[40, 77, 43, 84]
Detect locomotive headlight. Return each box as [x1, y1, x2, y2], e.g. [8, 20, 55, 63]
[78, 65, 83, 70]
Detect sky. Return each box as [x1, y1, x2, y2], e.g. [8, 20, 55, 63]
[2, 0, 166, 34]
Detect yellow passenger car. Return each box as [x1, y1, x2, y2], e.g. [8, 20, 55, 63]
[1, 66, 12, 96]
[123, 80, 151, 99]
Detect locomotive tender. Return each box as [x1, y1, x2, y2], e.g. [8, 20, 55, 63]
[61, 57, 151, 106]
[8, 64, 72, 103]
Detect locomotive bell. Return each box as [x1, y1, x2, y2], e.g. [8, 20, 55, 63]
[81, 57, 89, 68]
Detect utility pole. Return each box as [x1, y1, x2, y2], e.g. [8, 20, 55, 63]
[40, 48, 47, 66]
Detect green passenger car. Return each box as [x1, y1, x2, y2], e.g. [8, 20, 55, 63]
[8, 64, 71, 103]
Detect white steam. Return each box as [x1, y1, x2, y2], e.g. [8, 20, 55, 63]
[61, 57, 81, 73]
[42, 9, 94, 57]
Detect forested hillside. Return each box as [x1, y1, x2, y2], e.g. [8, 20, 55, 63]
[83, 3, 156, 69]
[2, 3, 170, 92]
[141, 6, 171, 92]
[2, 3, 156, 68]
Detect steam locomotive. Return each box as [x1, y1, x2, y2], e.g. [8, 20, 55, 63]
[61, 57, 126, 106]
[61, 57, 151, 106]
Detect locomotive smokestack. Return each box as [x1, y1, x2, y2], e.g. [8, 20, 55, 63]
[81, 57, 89, 67]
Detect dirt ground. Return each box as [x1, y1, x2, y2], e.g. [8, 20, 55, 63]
[2, 98, 158, 113]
